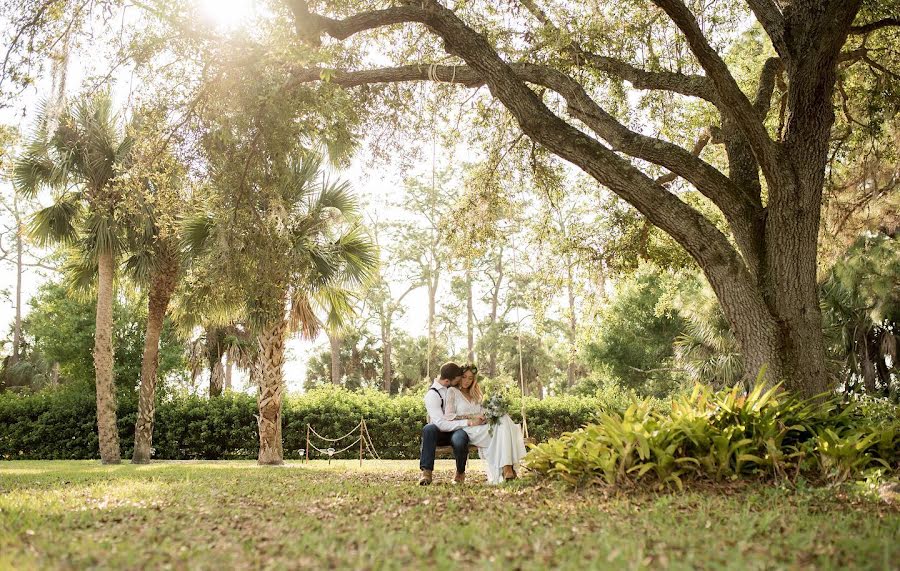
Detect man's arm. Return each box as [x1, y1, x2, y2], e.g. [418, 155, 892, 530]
[425, 390, 468, 432]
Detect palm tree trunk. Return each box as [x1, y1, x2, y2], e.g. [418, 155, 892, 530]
[257, 318, 287, 465]
[381, 312, 392, 393]
[566, 263, 577, 388]
[94, 250, 120, 464]
[225, 354, 233, 391]
[329, 332, 342, 384]
[11, 219, 23, 363]
[133, 249, 179, 464]
[210, 360, 225, 397]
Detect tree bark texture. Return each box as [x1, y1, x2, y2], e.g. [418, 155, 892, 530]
[207, 327, 226, 398]
[94, 250, 120, 464]
[133, 247, 180, 464]
[257, 318, 287, 465]
[329, 332, 343, 384]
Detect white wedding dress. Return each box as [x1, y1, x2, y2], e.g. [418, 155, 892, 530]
[445, 387, 527, 484]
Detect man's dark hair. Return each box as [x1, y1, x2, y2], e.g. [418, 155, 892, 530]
[439, 362, 463, 380]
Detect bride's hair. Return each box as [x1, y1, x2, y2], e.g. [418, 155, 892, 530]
[460, 365, 482, 402]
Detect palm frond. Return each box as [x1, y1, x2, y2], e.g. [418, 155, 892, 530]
[181, 213, 215, 256]
[60, 246, 97, 296]
[313, 286, 356, 332]
[29, 198, 81, 246]
[330, 224, 379, 287]
[282, 154, 322, 204]
[122, 249, 154, 286]
[83, 210, 124, 258]
[288, 291, 320, 340]
[13, 145, 57, 197]
[316, 178, 359, 217]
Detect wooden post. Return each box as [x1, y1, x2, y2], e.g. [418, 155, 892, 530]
[359, 418, 364, 467]
[305, 424, 310, 464]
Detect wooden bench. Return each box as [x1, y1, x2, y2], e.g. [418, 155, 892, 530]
[427, 415, 474, 457]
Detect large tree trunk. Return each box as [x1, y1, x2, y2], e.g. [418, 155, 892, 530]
[209, 360, 225, 397]
[257, 318, 287, 465]
[133, 248, 179, 464]
[94, 251, 120, 464]
[329, 332, 343, 384]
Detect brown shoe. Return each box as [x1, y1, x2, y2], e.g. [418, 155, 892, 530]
[419, 470, 433, 486]
[502, 465, 517, 481]
[453, 472, 465, 485]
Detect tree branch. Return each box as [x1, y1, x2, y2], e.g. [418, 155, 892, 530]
[650, 0, 780, 179]
[656, 133, 710, 184]
[753, 57, 783, 117]
[849, 17, 900, 35]
[290, 61, 755, 216]
[289, 0, 774, 335]
[573, 50, 718, 103]
[285, 1, 425, 43]
[516, 0, 718, 103]
[745, 0, 789, 59]
[514, 64, 759, 212]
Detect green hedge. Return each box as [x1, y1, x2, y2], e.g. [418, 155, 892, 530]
[0, 386, 605, 460]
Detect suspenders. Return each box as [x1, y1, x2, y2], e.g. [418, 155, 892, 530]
[429, 387, 444, 412]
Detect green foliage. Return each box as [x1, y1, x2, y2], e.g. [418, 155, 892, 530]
[11, 280, 186, 394]
[181, 153, 377, 335]
[583, 265, 687, 396]
[0, 385, 611, 460]
[820, 232, 899, 396]
[305, 330, 382, 391]
[526, 383, 900, 489]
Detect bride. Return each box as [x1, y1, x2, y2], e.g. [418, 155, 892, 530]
[445, 365, 527, 484]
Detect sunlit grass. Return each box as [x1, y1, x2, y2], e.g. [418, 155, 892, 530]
[1, 460, 897, 570]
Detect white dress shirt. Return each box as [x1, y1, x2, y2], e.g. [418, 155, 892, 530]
[424, 380, 468, 432]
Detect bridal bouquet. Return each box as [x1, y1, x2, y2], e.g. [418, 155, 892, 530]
[483, 393, 510, 436]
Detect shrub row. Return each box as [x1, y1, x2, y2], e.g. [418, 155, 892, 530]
[525, 384, 900, 488]
[0, 386, 606, 460]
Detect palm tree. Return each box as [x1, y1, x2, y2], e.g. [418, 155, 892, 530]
[820, 232, 899, 395]
[184, 154, 378, 465]
[672, 280, 744, 389]
[14, 93, 135, 464]
[130, 234, 183, 463]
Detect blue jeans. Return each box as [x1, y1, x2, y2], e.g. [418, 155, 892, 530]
[419, 424, 469, 473]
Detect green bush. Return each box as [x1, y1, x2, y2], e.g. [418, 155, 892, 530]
[525, 384, 900, 489]
[0, 385, 607, 460]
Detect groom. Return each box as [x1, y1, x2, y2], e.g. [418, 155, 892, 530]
[419, 362, 486, 485]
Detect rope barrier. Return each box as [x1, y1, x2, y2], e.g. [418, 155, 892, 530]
[361, 420, 381, 460]
[309, 437, 361, 457]
[304, 419, 381, 463]
[308, 422, 361, 442]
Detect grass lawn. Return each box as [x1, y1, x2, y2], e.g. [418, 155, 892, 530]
[0, 460, 897, 570]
